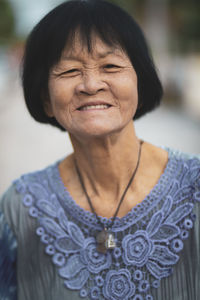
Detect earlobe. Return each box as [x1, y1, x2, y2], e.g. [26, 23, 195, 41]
[137, 100, 142, 110]
[44, 100, 54, 117]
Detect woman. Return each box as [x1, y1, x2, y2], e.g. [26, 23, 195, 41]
[0, 0, 199, 299]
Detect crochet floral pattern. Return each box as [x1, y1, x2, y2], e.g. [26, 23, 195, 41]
[14, 150, 200, 300]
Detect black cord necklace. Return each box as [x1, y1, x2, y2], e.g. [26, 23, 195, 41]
[75, 140, 143, 253]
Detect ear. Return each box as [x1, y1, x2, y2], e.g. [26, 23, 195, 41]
[44, 99, 54, 117]
[137, 99, 143, 110]
[42, 88, 54, 117]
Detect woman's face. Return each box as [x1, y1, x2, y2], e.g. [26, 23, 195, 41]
[47, 34, 138, 139]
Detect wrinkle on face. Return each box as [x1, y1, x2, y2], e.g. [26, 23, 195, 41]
[47, 32, 138, 139]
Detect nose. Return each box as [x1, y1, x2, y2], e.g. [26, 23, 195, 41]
[75, 71, 107, 95]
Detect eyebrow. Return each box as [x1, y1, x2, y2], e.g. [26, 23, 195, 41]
[61, 50, 123, 61]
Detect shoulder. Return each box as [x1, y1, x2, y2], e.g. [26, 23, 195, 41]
[0, 160, 61, 234]
[147, 142, 200, 198]
[161, 146, 200, 205]
[166, 147, 200, 183]
[149, 141, 200, 164]
[155, 142, 200, 176]
[166, 146, 200, 162]
[144, 142, 200, 189]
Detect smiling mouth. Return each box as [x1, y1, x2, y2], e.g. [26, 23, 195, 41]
[78, 104, 111, 111]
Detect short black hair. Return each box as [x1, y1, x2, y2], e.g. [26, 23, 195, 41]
[22, 0, 163, 131]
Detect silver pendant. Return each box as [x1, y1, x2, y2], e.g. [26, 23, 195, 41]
[96, 228, 116, 253]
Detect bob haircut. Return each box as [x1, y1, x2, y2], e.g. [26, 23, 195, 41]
[22, 0, 163, 131]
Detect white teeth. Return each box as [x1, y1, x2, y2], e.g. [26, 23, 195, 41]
[80, 104, 109, 111]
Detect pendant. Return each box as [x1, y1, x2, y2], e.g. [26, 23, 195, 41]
[96, 228, 116, 253]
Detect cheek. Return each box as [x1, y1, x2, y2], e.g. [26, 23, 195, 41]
[113, 76, 138, 111]
[47, 83, 75, 129]
[48, 82, 72, 112]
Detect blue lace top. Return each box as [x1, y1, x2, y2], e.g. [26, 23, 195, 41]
[0, 147, 200, 300]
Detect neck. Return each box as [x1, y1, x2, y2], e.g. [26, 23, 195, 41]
[70, 122, 142, 202]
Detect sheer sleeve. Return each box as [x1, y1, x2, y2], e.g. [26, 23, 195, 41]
[0, 201, 17, 299]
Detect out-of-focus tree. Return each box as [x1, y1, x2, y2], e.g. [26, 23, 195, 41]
[110, 0, 200, 54]
[109, 0, 200, 111]
[0, 0, 16, 45]
[108, 0, 146, 24]
[169, 0, 200, 53]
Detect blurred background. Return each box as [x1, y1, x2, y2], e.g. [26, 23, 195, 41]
[0, 0, 200, 194]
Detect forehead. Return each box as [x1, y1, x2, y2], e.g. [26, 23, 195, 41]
[61, 32, 128, 61]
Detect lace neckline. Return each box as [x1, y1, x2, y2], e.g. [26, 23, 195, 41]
[50, 147, 178, 230]
[16, 147, 199, 300]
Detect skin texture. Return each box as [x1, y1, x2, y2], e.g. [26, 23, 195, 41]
[47, 35, 138, 139]
[46, 33, 168, 218]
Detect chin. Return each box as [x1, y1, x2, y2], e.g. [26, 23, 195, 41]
[72, 124, 126, 139]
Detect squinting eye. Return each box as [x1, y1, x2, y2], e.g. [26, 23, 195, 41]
[104, 64, 119, 69]
[65, 69, 79, 74]
[60, 69, 80, 76]
[103, 64, 121, 72]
